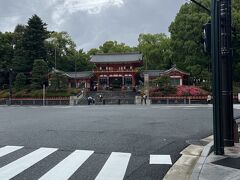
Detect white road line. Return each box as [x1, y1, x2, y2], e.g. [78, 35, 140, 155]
[183, 108, 196, 110]
[150, 155, 172, 165]
[39, 150, 94, 180]
[0, 146, 23, 158]
[0, 147, 57, 180]
[234, 105, 240, 109]
[151, 105, 208, 108]
[95, 152, 131, 180]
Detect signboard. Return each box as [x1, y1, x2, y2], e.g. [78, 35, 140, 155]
[144, 74, 149, 84]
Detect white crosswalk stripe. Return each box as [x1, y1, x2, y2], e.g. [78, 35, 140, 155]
[39, 150, 94, 180]
[0, 146, 23, 158]
[0, 147, 57, 180]
[150, 155, 172, 165]
[0, 145, 172, 179]
[95, 152, 131, 180]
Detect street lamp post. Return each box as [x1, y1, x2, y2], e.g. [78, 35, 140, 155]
[46, 37, 57, 69]
[8, 69, 13, 106]
[54, 46, 57, 69]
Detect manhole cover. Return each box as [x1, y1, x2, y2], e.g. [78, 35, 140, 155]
[186, 139, 209, 146]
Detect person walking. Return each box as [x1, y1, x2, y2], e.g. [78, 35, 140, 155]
[141, 93, 144, 105]
[207, 94, 212, 104]
[143, 94, 147, 105]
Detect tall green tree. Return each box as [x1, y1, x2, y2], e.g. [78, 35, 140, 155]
[0, 32, 14, 88]
[98, 41, 136, 53]
[12, 24, 27, 72]
[14, 73, 27, 91]
[49, 72, 68, 91]
[31, 59, 48, 89]
[138, 33, 173, 70]
[232, 0, 240, 82]
[22, 14, 49, 72]
[169, 0, 211, 84]
[46, 31, 77, 71]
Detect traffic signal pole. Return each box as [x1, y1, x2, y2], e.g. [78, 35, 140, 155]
[192, 0, 234, 154]
[220, 0, 234, 147]
[212, 0, 224, 155]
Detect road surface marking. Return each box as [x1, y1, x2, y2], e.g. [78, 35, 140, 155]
[95, 152, 131, 180]
[150, 155, 172, 165]
[234, 105, 240, 109]
[0, 146, 23, 158]
[39, 150, 94, 180]
[0, 147, 57, 180]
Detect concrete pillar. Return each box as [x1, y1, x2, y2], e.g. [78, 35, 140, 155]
[180, 78, 183, 86]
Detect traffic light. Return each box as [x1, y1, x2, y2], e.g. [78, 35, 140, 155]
[203, 21, 211, 54]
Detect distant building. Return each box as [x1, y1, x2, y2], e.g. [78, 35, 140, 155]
[65, 71, 93, 88]
[49, 69, 93, 89]
[90, 52, 143, 90]
[141, 66, 190, 86]
[50, 53, 190, 91]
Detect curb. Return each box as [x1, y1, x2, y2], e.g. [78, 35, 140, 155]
[164, 122, 240, 180]
[163, 136, 213, 180]
[189, 141, 213, 180]
[190, 126, 240, 180]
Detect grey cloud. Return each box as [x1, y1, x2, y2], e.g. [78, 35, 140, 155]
[0, 0, 186, 50]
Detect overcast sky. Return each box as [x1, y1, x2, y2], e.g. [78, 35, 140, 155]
[0, 0, 186, 51]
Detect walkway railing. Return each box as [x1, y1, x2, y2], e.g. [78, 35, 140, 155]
[0, 97, 70, 106]
[150, 96, 240, 104]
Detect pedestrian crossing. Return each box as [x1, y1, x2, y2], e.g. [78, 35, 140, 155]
[0, 145, 172, 180]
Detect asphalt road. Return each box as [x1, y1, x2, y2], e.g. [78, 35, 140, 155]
[0, 104, 238, 180]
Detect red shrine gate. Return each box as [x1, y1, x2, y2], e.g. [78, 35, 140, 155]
[90, 53, 143, 90]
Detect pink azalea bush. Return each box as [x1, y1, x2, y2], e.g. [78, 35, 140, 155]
[149, 85, 208, 97]
[176, 86, 208, 96]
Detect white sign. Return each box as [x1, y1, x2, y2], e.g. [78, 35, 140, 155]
[144, 74, 149, 83]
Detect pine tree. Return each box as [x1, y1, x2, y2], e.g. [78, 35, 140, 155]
[14, 73, 27, 91]
[31, 59, 48, 89]
[22, 15, 49, 72]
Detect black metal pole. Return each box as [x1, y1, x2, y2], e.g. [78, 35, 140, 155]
[220, 0, 234, 147]
[8, 69, 13, 106]
[212, 0, 224, 155]
[190, 0, 211, 14]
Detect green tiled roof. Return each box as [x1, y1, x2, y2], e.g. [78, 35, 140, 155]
[65, 71, 93, 79]
[90, 52, 143, 64]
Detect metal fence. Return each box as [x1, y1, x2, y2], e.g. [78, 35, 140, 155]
[0, 98, 70, 106]
[101, 98, 135, 105]
[150, 96, 240, 104]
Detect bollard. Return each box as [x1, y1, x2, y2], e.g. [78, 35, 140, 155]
[103, 99, 105, 105]
[118, 99, 120, 105]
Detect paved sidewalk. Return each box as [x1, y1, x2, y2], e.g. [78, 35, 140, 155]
[191, 127, 240, 180]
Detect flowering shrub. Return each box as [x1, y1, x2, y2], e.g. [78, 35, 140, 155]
[176, 86, 208, 96]
[149, 85, 208, 97]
